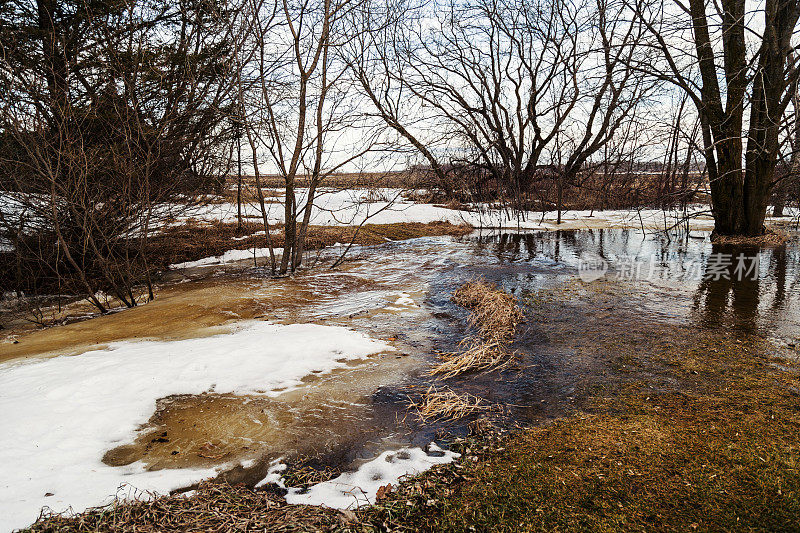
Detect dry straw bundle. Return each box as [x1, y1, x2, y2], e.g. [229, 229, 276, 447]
[410, 280, 523, 423]
[432, 279, 523, 378]
[408, 385, 490, 422]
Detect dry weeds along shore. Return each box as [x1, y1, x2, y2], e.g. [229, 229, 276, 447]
[154, 220, 474, 270]
[411, 280, 524, 423]
[25, 301, 800, 532]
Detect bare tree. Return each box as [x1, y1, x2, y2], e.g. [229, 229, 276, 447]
[547, 0, 653, 223]
[352, 0, 651, 219]
[632, 0, 800, 236]
[0, 0, 236, 310]
[235, 0, 382, 276]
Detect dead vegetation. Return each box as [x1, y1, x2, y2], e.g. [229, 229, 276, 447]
[224, 171, 417, 192]
[710, 228, 791, 246]
[451, 280, 523, 341]
[361, 334, 800, 532]
[407, 386, 491, 423]
[154, 220, 473, 270]
[0, 221, 473, 333]
[26, 482, 345, 533]
[430, 339, 512, 379]
[431, 280, 523, 378]
[408, 280, 524, 424]
[24, 281, 800, 532]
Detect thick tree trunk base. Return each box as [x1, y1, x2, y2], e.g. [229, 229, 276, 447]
[710, 229, 788, 246]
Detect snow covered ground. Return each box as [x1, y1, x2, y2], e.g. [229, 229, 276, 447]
[0, 321, 393, 532]
[181, 187, 797, 232]
[165, 188, 800, 271]
[169, 246, 278, 269]
[181, 188, 727, 231]
[261, 444, 459, 510]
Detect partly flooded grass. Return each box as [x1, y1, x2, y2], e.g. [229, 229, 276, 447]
[359, 336, 800, 532]
[10, 228, 800, 531]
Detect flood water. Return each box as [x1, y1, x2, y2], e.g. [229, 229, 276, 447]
[3, 228, 799, 499]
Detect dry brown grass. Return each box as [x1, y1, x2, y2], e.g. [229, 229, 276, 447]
[430, 339, 512, 379]
[26, 481, 345, 533]
[408, 386, 490, 422]
[152, 221, 473, 270]
[710, 228, 790, 246]
[451, 280, 523, 341]
[225, 171, 417, 191]
[431, 280, 523, 378]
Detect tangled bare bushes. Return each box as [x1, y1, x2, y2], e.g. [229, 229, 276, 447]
[0, 0, 235, 312]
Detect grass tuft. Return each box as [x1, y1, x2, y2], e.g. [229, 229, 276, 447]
[408, 385, 491, 423]
[432, 280, 523, 378]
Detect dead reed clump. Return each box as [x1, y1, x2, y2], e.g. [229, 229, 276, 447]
[452, 280, 523, 341]
[408, 385, 490, 422]
[431, 280, 523, 378]
[431, 339, 512, 379]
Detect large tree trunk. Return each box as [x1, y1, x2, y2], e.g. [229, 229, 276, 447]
[707, 136, 745, 235]
[773, 54, 800, 217]
[689, 0, 799, 237]
[740, 0, 799, 235]
[773, 184, 788, 216]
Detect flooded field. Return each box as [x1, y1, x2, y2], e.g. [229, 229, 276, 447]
[1, 228, 798, 529]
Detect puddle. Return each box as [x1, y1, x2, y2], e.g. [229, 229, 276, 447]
[1, 229, 798, 528]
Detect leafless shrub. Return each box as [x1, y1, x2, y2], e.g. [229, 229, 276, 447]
[0, 0, 237, 311]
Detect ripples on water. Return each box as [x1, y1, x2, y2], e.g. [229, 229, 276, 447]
[472, 229, 799, 339]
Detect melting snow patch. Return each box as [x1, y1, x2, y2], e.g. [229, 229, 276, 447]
[281, 445, 459, 510]
[383, 293, 420, 312]
[256, 459, 288, 489]
[393, 293, 418, 307]
[170, 247, 274, 269]
[0, 321, 393, 531]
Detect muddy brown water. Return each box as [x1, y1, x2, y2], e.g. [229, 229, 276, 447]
[3, 229, 799, 490]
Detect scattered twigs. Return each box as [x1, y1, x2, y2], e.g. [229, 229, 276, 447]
[29, 482, 341, 532]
